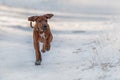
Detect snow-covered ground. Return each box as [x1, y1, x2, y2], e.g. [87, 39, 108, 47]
[0, 5, 120, 80]
[0, 0, 120, 14]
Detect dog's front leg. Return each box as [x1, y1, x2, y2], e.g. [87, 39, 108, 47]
[33, 30, 42, 65]
[41, 40, 47, 53]
[46, 33, 53, 51]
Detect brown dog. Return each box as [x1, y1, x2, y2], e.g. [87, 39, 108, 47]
[28, 14, 54, 65]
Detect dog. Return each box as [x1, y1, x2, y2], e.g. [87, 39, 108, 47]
[28, 14, 54, 65]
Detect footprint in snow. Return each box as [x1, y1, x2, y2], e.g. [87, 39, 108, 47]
[73, 48, 82, 54]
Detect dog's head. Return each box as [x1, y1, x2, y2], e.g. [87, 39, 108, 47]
[28, 14, 54, 32]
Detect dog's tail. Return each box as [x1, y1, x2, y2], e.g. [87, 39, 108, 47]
[30, 22, 34, 28]
[28, 16, 35, 28]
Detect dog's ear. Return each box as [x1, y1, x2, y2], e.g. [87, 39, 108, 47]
[28, 16, 38, 22]
[44, 14, 54, 19]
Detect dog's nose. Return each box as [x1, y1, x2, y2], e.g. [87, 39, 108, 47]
[44, 26, 47, 28]
[43, 26, 48, 30]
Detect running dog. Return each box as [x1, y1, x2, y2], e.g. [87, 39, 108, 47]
[28, 14, 54, 65]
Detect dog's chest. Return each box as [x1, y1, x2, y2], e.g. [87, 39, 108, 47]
[39, 33, 46, 39]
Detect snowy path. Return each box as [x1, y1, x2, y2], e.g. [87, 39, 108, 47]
[0, 6, 120, 80]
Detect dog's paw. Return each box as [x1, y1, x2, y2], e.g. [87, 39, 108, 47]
[46, 45, 50, 51]
[41, 49, 46, 53]
[35, 60, 41, 65]
[46, 47, 50, 51]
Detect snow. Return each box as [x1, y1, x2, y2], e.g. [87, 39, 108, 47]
[0, 0, 120, 14]
[0, 4, 120, 80]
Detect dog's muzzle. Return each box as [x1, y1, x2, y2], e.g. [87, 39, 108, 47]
[43, 26, 48, 31]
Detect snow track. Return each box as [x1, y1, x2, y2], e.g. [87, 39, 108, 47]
[0, 5, 120, 80]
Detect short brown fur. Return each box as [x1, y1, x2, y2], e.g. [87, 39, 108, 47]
[28, 14, 54, 65]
